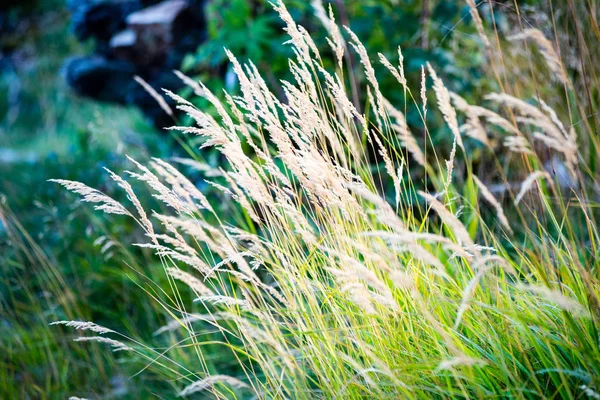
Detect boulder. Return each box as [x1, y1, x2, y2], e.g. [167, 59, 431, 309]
[116, 0, 205, 67]
[64, 0, 207, 127]
[109, 29, 137, 61]
[64, 56, 136, 104]
[68, 0, 143, 47]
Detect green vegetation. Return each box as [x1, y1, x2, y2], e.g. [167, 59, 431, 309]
[2, 0, 600, 399]
[0, 3, 174, 398]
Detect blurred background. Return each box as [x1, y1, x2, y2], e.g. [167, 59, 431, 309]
[0, 0, 590, 398]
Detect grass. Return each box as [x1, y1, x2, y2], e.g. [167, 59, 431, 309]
[3, 0, 600, 398]
[46, 1, 600, 399]
[0, 4, 183, 398]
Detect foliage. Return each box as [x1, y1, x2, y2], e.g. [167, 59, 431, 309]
[0, 3, 176, 398]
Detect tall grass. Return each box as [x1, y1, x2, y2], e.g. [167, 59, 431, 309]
[0, 200, 114, 398]
[51, 1, 600, 398]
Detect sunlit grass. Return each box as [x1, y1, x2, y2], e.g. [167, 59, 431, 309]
[36, 0, 600, 398]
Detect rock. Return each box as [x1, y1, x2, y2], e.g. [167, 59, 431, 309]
[110, 28, 136, 48]
[109, 28, 137, 60]
[64, 56, 136, 103]
[120, 0, 204, 67]
[64, 55, 178, 127]
[126, 0, 187, 26]
[69, 0, 143, 47]
[64, 0, 208, 128]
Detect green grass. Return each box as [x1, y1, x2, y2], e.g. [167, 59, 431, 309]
[45, 1, 600, 398]
[3, 0, 600, 399]
[0, 4, 183, 398]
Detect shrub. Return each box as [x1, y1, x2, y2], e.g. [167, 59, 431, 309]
[53, 1, 600, 398]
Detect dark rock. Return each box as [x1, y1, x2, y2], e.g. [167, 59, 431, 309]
[64, 0, 208, 128]
[64, 56, 136, 103]
[117, 0, 205, 67]
[68, 0, 142, 46]
[109, 28, 137, 61]
[64, 55, 179, 127]
[116, 0, 187, 66]
[127, 0, 188, 25]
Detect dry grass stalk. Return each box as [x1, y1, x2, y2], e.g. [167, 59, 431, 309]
[450, 92, 491, 147]
[345, 27, 385, 121]
[465, 0, 491, 50]
[580, 385, 600, 400]
[504, 136, 533, 154]
[379, 50, 407, 90]
[167, 267, 213, 297]
[134, 76, 173, 117]
[312, 0, 344, 69]
[384, 97, 425, 167]
[436, 356, 487, 372]
[515, 171, 553, 205]
[420, 66, 427, 120]
[173, 70, 205, 97]
[154, 313, 220, 336]
[49, 180, 130, 217]
[50, 321, 115, 335]
[486, 93, 578, 176]
[454, 255, 514, 329]
[427, 64, 463, 189]
[419, 191, 474, 249]
[194, 295, 251, 310]
[74, 336, 132, 352]
[103, 168, 154, 235]
[179, 375, 249, 396]
[508, 29, 569, 85]
[427, 64, 463, 151]
[520, 284, 589, 318]
[472, 175, 512, 233]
